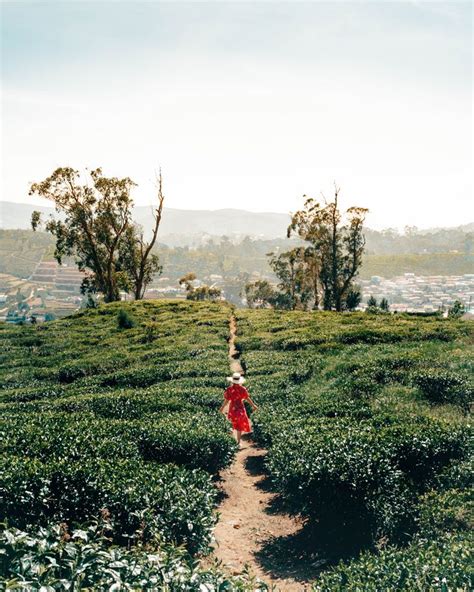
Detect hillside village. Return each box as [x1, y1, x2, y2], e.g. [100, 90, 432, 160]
[2, 255, 473, 322]
[359, 273, 474, 313]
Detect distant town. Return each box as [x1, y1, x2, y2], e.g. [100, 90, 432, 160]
[1, 256, 473, 323]
[359, 273, 474, 314]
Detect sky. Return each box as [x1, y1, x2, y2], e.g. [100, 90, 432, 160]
[1, 0, 472, 230]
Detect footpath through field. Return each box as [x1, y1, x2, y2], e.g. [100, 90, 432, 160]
[209, 314, 310, 591]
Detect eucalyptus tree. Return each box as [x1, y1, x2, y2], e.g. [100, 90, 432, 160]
[30, 167, 164, 302]
[287, 184, 368, 311]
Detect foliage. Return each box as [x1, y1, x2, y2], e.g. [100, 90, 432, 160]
[412, 369, 472, 411]
[29, 167, 164, 301]
[448, 299, 466, 319]
[418, 488, 473, 538]
[345, 288, 361, 311]
[179, 272, 222, 301]
[0, 522, 268, 591]
[366, 295, 377, 312]
[265, 417, 470, 545]
[1, 299, 472, 588]
[0, 455, 218, 554]
[287, 184, 368, 311]
[0, 300, 235, 584]
[117, 307, 135, 329]
[244, 279, 278, 309]
[312, 532, 473, 591]
[268, 247, 313, 310]
[235, 308, 472, 582]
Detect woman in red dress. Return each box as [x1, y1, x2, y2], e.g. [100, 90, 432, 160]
[220, 372, 258, 446]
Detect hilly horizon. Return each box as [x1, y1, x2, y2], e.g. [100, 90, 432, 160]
[1, 201, 473, 246]
[0, 201, 291, 241]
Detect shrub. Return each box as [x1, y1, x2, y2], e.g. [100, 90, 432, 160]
[412, 369, 472, 410]
[0, 522, 266, 590]
[137, 414, 236, 473]
[1, 410, 235, 473]
[265, 418, 470, 546]
[117, 308, 135, 329]
[418, 489, 473, 537]
[313, 532, 473, 591]
[0, 456, 217, 554]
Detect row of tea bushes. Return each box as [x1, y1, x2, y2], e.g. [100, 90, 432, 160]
[0, 300, 230, 399]
[1, 522, 268, 591]
[235, 309, 473, 585]
[234, 310, 468, 353]
[265, 416, 470, 545]
[1, 409, 234, 473]
[313, 488, 473, 591]
[0, 301, 238, 586]
[313, 532, 472, 591]
[0, 455, 216, 554]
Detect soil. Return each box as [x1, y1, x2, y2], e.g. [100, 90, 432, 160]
[205, 314, 317, 591]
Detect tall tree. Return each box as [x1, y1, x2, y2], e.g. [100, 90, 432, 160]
[268, 248, 304, 310]
[287, 184, 368, 311]
[30, 167, 165, 302]
[30, 167, 133, 302]
[118, 171, 165, 299]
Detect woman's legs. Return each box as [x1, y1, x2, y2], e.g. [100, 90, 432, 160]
[235, 430, 242, 444]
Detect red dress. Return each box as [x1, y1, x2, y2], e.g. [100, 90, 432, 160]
[224, 384, 252, 432]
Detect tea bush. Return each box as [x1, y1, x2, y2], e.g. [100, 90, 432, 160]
[418, 488, 473, 537]
[236, 308, 473, 584]
[266, 417, 470, 544]
[0, 455, 217, 554]
[1, 410, 235, 473]
[0, 300, 237, 581]
[313, 532, 473, 591]
[0, 522, 267, 591]
[413, 369, 473, 411]
[117, 308, 135, 329]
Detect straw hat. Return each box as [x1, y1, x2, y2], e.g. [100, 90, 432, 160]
[227, 371, 245, 385]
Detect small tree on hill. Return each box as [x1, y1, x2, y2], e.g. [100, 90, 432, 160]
[345, 288, 362, 311]
[380, 297, 390, 312]
[448, 300, 465, 319]
[366, 295, 378, 313]
[244, 280, 277, 309]
[287, 184, 368, 311]
[179, 273, 222, 301]
[117, 308, 135, 329]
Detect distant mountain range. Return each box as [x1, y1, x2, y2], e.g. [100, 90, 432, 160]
[1, 201, 473, 247]
[0, 201, 290, 244]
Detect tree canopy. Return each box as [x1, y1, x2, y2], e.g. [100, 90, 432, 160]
[30, 167, 163, 302]
[287, 184, 368, 311]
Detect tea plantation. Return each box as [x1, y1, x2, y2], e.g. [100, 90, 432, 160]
[1, 301, 472, 590]
[0, 301, 262, 589]
[235, 310, 473, 590]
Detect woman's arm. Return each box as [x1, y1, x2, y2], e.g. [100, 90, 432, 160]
[247, 396, 258, 411]
[220, 391, 229, 414]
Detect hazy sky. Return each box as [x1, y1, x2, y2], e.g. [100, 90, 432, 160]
[1, 0, 472, 229]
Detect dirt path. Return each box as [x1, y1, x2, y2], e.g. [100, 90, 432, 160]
[209, 314, 309, 591]
[228, 314, 242, 374]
